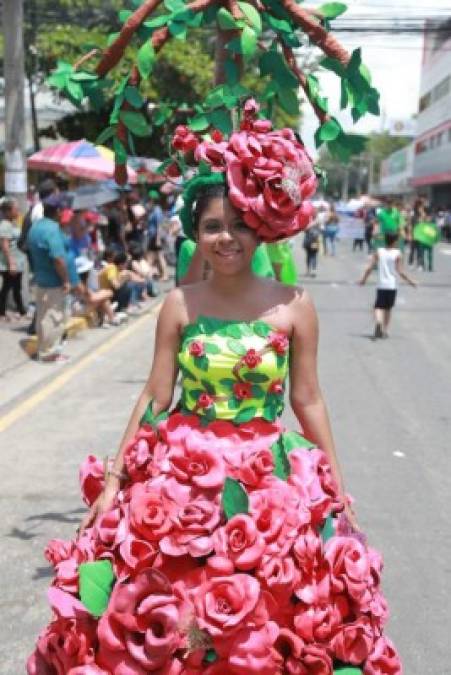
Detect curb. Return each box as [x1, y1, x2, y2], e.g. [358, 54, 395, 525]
[21, 316, 91, 358]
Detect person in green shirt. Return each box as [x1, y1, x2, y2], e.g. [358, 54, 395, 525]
[377, 198, 402, 235]
[266, 240, 298, 285]
[413, 208, 439, 272]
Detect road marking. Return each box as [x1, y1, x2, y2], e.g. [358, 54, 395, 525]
[0, 302, 162, 434]
[393, 451, 406, 458]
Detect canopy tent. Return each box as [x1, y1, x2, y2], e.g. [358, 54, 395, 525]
[27, 140, 138, 184]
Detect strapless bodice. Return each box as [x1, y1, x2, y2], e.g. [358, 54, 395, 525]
[178, 315, 289, 423]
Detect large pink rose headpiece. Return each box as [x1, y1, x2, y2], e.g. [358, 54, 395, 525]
[175, 99, 317, 242]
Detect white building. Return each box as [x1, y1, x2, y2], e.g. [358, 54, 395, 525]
[412, 18, 451, 206]
[378, 143, 415, 197]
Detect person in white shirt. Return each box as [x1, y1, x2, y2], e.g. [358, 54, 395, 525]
[359, 232, 417, 339]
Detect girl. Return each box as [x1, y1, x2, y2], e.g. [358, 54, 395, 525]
[0, 197, 27, 321]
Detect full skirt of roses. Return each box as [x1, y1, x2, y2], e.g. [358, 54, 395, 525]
[28, 413, 402, 674]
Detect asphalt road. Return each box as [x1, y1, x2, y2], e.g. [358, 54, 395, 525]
[1, 240, 450, 674]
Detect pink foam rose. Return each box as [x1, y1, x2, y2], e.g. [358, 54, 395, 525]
[164, 440, 225, 490]
[365, 589, 389, 628]
[227, 621, 280, 674]
[172, 125, 199, 153]
[27, 611, 96, 675]
[300, 643, 333, 674]
[288, 449, 336, 525]
[68, 668, 109, 675]
[212, 514, 265, 571]
[97, 569, 182, 674]
[312, 449, 343, 512]
[45, 539, 74, 567]
[94, 507, 124, 548]
[249, 484, 309, 556]
[364, 636, 402, 675]
[189, 339, 205, 357]
[193, 574, 260, 637]
[128, 482, 172, 542]
[325, 536, 372, 605]
[79, 455, 104, 507]
[294, 595, 350, 643]
[195, 139, 228, 169]
[330, 616, 374, 665]
[257, 555, 300, 602]
[160, 494, 220, 558]
[123, 424, 158, 482]
[237, 447, 275, 488]
[292, 529, 330, 605]
[272, 628, 304, 673]
[117, 532, 160, 578]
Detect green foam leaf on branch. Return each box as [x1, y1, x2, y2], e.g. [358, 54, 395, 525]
[217, 7, 239, 30]
[238, 2, 263, 33]
[122, 109, 150, 136]
[137, 42, 155, 79]
[318, 3, 347, 20]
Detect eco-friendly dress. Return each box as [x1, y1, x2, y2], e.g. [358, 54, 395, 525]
[28, 315, 401, 675]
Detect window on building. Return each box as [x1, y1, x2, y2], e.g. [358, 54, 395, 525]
[436, 132, 443, 146]
[433, 76, 450, 102]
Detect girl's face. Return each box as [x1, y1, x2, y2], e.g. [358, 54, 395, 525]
[196, 197, 258, 275]
[7, 202, 19, 221]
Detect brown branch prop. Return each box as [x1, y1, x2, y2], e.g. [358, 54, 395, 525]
[73, 49, 100, 71]
[152, 26, 170, 52]
[96, 0, 163, 78]
[227, 0, 244, 21]
[115, 66, 141, 185]
[282, 44, 329, 125]
[281, 0, 350, 66]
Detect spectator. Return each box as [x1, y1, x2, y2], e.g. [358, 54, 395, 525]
[98, 247, 131, 312]
[363, 207, 376, 253]
[414, 208, 439, 272]
[68, 211, 93, 259]
[0, 197, 27, 321]
[303, 222, 321, 277]
[103, 199, 126, 251]
[74, 256, 123, 327]
[146, 193, 168, 282]
[27, 194, 75, 362]
[128, 241, 159, 300]
[359, 232, 417, 339]
[323, 204, 340, 256]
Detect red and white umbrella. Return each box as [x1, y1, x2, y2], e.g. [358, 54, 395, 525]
[27, 140, 138, 184]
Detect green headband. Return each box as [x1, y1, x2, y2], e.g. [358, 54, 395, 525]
[180, 172, 226, 240]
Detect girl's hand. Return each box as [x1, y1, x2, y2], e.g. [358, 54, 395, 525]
[78, 480, 119, 537]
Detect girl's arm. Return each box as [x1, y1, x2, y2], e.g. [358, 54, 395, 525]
[289, 291, 357, 526]
[79, 289, 183, 533]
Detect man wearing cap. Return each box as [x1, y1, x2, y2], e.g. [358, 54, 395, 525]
[27, 194, 75, 362]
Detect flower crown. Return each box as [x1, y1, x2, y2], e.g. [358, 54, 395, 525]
[170, 99, 318, 243]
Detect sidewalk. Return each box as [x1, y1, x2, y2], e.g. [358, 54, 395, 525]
[0, 292, 166, 417]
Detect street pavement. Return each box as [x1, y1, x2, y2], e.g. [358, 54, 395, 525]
[1, 241, 450, 673]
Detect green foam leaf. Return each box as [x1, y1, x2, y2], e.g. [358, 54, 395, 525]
[318, 2, 347, 19]
[79, 560, 115, 617]
[120, 111, 151, 137]
[217, 7, 238, 29]
[234, 406, 257, 424]
[222, 477, 249, 519]
[238, 2, 262, 33]
[137, 41, 155, 79]
[270, 437, 290, 480]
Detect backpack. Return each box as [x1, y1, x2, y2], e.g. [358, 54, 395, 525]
[304, 226, 320, 249]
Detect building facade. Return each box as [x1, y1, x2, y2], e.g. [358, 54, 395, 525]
[378, 143, 415, 197]
[412, 18, 451, 206]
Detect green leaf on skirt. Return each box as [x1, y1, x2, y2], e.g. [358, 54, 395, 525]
[222, 477, 249, 519]
[79, 560, 115, 617]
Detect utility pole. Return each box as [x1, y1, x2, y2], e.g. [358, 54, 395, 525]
[3, 0, 27, 213]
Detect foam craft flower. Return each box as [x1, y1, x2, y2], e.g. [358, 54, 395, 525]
[325, 536, 372, 605]
[257, 555, 300, 602]
[237, 447, 275, 488]
[330, 616, 374, 665]
[227, 621, 280, 674]
[97, 569, 182, 674]
[189, 340, 205, 357]
[269, 332, 290, 355]
[172, 125, 200, 153]
[176, 99, 317, 242]
[164, 440, 225, 490]
[213, 514, 266, 571]
[364, 636, 402, 675]
[193, 574, 260, 637]
[123, 424, 158, 482]
[243, 348, 263, 369]
[79, 455, 105, 507]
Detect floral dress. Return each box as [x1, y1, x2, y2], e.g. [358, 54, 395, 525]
[28, 316, 401, 675]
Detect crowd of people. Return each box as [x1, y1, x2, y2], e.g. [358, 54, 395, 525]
[0, 178, 448, 362]
[0, 177, 184, 362]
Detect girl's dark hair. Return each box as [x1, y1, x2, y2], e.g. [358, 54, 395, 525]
[128, 242, 144, 260]
[192, 183, 227, 233]
[114, 251, 128, 265]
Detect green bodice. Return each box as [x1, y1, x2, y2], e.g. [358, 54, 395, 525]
[178, 315, 289, 424]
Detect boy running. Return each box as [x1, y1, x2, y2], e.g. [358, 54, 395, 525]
[359, 232, 417, 339]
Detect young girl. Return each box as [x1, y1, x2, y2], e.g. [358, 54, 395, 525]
[74, 256, 122, 327]
[29, 103, 401, 675]
[0, 197, 27, 321]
